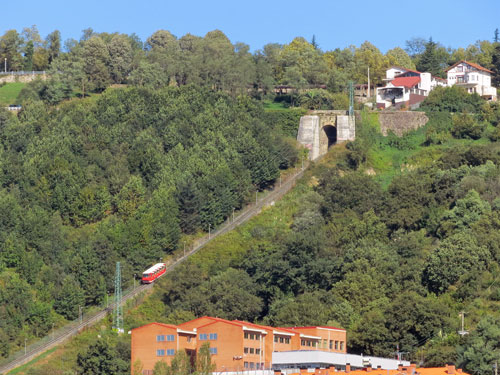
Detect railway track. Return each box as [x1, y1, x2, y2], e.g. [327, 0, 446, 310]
[0, 165, 307, 375]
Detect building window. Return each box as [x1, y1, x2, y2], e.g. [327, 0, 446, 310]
[157, 335, 165, 342]
[166, 335, 174, 342]
[250, 363, 255, 369]
[209, 333, 218, 340]
[157, 349, 165, 356]
[250, 348, 255, 354]
[301, 339, 305, 346]
[244, 332, 249, 339]
[210, 347, 218, 355]
[244, 347, 249, 354]
[244, 362, 249, 369]
[279, 337, 284, 343]
[167, 349, 175, 356]
[274, 336, 278, 343]
[255, 334, 260, 340]
[335, 341, 339, 350]
[256, 349, 261, 355]
[187, 336, 191, 343]
[323, 339, 327, 348]
[340, 342, 344, 351]
[285, 338, 290, 344]
[329, 340, 333, 349]
[199, 334, 208, 340]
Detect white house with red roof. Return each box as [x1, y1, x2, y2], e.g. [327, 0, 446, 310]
[446, 60, 497, 101]
[376, 66, 446, 109]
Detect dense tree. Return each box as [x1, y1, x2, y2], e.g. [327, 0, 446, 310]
[417, 38, 446, 77]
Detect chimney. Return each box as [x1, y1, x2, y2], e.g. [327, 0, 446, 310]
[367, 365, 372, 372]
[346, 364, 351, 373]
[398, 365, 403, 371]
[447, 365, 455, 375]
[377, 366, 382, 370]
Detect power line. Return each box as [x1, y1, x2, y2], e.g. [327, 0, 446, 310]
[113, 261, 124, 334]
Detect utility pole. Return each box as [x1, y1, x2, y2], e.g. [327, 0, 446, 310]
[458, 311, 469, 336]
[367, 67, 371, 98]
[113, 262, 123, 334]
[494, 361, 498, 375]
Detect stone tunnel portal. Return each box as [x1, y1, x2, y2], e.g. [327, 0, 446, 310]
[320, 125, 337, 156]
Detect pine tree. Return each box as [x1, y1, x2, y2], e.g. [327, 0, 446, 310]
[416, 38, 442, 77]
[311, 34, 318, 50]
[492, 42, 500, 87]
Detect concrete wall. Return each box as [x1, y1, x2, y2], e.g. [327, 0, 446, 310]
[0, 73, 47, 83]
[377, 111, 428, 136]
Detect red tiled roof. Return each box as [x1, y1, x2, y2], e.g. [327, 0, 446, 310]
[445, 60, 493, 73]
[391, 76, 420, 88]
[282, 325, 346, 331]
[131, 322, 179, 331]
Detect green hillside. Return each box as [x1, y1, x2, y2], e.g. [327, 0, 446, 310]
[0, 82, 25, 106]
[17, 88, 500, 375]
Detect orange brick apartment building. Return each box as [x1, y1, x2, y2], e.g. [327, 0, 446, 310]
[131, 316, 346, 374]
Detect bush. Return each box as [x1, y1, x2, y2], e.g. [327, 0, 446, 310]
[451, 112, 484, 140]
[420, 86, 484, 113]
[262, 107, 306, 138]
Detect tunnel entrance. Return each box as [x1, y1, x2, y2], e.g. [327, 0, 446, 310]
[323, 125, 337, 149]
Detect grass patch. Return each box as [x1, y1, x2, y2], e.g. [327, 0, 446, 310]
[262, 100, 289, 110]
[7, 347, 57, 375]
[0, 82, 25, 106]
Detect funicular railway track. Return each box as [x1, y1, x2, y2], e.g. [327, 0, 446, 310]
[0, 164, 309, 375]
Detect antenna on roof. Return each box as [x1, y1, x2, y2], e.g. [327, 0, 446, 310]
[458, 311, 469, 336]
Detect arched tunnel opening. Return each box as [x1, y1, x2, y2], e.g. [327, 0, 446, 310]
[323, 125, 337, 149]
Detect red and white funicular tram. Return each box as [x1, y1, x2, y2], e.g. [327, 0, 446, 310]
[141, 263, 166, 284]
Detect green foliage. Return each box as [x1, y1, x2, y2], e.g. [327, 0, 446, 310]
[420, 86, 484, 113]
[451, 112, 485, 140]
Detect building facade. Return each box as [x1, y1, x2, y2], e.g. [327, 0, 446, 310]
[131, 317, 347, 374]
[376, 66, 446, 109]
[446, 60, 497, 101]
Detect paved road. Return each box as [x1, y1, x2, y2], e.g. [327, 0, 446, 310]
[0, 165, 307, 375]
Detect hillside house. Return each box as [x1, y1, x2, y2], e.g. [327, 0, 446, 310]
[446, 60, 497, 101]
[376, 66, 446, 109]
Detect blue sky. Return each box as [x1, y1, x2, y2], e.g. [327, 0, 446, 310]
[2, 0, 499, 52]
